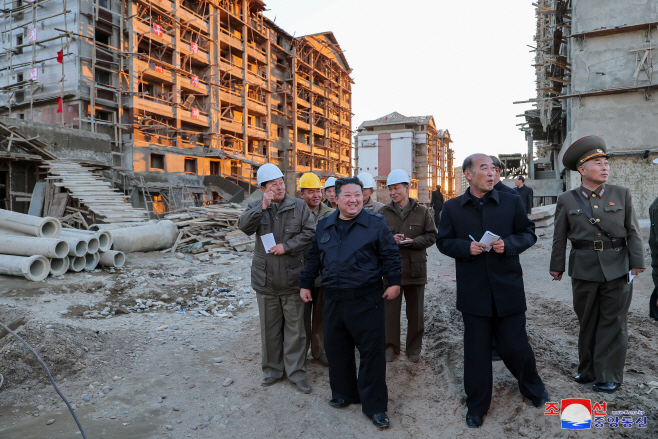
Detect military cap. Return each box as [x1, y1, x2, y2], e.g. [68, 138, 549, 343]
[562, 136, 609, 171]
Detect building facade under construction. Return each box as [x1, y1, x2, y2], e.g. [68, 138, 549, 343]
[355, 112, 454, 204]
[519, 0, 658, 217]
[0, 0, 353, 212]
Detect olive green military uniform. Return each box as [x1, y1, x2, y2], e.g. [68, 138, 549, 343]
[381, 198, 437, 358]
[238, 194, 316, 383]
[649, 194, 658, 319]
[304, 202, 335, 360]
[550, 137, 645, 384]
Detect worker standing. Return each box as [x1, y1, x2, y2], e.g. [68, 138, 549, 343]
[650, 158, 658, 319]
[550, 136, 645, 393]
[324, 177, 338, 209]
[238, 164, 316, 393]
[357, 172, 385, 213]
[380, 169, 437, 363]
[430, 184, 444, 228]
[298, 172, 334, 364]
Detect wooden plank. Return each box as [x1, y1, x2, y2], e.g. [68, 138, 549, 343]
[28, 181, 46, 216]
[47, 193, 69, 217]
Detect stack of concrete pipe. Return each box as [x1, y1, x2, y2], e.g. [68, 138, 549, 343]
[0, 209, 126, 281]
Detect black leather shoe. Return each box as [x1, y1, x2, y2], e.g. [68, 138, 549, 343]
[466, 413, 483, 428]
[532, 390, 550, 408]
[574, 375, 595, 384]
[492, 351, 502, 362]
[329, 398, 359, 408]
[368, 413, 389, 428]
[593, 382, 621, 393]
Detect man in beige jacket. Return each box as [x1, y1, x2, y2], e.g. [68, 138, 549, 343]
[238, 164, 316, 393]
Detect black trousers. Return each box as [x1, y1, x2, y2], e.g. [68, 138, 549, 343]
[650, 287, 658, 320]
[462, 311, 545, 417]
[324, 290, 388, 415]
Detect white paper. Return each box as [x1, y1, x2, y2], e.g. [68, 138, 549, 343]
[627, 270, 635, 284]
[260, 233, 277, 253]
[479, 231, 501, 252]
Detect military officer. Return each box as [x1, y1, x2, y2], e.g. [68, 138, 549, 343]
[549, 136, 645, 393]
[298, 172, 334, 364]
[649, 158, 658, 320]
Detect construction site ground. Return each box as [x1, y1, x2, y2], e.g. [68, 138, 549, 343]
[1, 234, 657, 438]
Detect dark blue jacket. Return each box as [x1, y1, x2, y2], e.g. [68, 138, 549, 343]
[494, 180, 517, 195]
[300, 208, 402, 300]
[437, 187, 536, 317]
[515, 184, 534, 215]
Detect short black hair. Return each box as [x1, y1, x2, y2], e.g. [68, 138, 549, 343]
[516, 176, 525, 182]
[489, 155, 502, 170]
[335, 177, 363, 197]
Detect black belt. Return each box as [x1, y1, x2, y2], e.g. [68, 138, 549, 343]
[571, 238, 626, 251]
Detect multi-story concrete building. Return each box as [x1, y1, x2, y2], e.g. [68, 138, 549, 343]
[355, 112, 454, 204]
[453, 166, 467, 196]
[0, 0, 353, 210]
[521, 0, 658, 217]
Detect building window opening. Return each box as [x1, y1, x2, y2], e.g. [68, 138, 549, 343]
[184, 158, 197, 175]
[150, 153, 165, 170]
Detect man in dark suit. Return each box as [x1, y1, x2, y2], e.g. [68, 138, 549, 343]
[515, 176, 534, 216]
[437, 154, 549, 428]
[490, 155, 517, 196]
[430, 184, 444, 228]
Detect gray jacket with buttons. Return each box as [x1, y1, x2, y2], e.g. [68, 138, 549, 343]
[238, 193, 316, 295]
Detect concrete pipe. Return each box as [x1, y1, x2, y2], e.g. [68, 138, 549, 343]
[0, 254, 50, 282]
[59, 232, 99, 254]
[110, 220, 178, 253]
[68, 256, 85, 272]
[98, 250, 125, 268]
[84, 252, 100, 271]
[49, 257, 69, 276]
[59, 229, 112, 252]
[90, 221, 156, 231]
[58, 235, 87, 257]
[0, 236, 68, 259]
[0, 209, 61, 238]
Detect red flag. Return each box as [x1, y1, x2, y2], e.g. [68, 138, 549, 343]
[57, 50, 63, 63]
[57, 97, 63, 113]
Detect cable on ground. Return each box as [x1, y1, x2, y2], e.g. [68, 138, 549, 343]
[0, 320, 87, 439]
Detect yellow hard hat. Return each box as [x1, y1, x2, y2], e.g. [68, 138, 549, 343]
[299, 172, 322, 189]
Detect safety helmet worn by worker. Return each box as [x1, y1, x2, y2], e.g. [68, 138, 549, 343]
[299, 172, 322, 189]
[324, 176, 337, 190]
[257, 163, 284, 186]
[356, 172, 376, 189]
[386, 169, 411, 186]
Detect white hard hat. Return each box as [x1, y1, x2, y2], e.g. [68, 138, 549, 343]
[356, 172, 376, 189]
[386, 169, 411, 186]
[257, 163, 284, 185]
[324, 177, 337, 189]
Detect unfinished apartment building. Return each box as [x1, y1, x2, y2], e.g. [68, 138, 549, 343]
[0, 0, 353, 211]
[355, 112, 454, 204]
[519, 0, 658, 217]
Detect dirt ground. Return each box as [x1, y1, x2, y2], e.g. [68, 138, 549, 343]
[0, 233, 657, 438]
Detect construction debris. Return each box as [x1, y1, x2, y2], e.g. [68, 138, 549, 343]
[163, 205, 250, 255]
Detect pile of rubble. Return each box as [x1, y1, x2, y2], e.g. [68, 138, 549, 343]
[163, 205, 252, 255]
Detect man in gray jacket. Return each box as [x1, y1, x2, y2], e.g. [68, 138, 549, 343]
[238, 164, 316, 393]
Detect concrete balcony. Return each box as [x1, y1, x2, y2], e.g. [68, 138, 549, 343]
[312, 125, 325, 136]
[247, 126, 267, 138]
[132, 20, 174, 47]
[296, 119, 310, 131]
[221, 118, 244, 133]
[180, 109, 210, 127]
[247, 45, 267, 64]
[180, 76, 210, 94]
[296, 142, 311, 153]
[219, 59, 243, 76]
[179, 41, 210, 65]
[247, 71, 267, 88]
[247, 98, 267, 115]
[296, 97, 310, 108]
[134, 96, 175, 119]
[135, 59, 175, 84]
[220, 89, 244, 107]
[296, 77, 310, 89]
[179, 6, 210, 33]
[219, 30, 244, 51]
